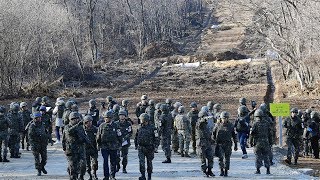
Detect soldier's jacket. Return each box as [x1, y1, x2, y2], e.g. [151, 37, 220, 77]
[159, 112, 173, 136]
[63, 109, 72, 125]
[234, 115, 250, 133]
[154, 109, 161, 128]
[107, 100, 117, 111]
[171, 110, 179, 119]
[96, 121, 122, 150]
[135, 102, 148, 118]
[174, 114, 191, 135]
[212, 122, 237, 146]
[41, 113, 52, 129]
[28, 121, 48, 149]
[302, 112, 312, 126]
[62, 123, 88, 156]
[7, 112, 23, 136]
[119, 120, 133, 147]
[146, 106, 155, 126]
[87, 107, 99, 125]
[196, 118, 212, 147]
[284, 116, 303, 139]
[0, 114, 9, 136]
[113, 110, 120, 122]
[84, 125, 98, 155]
[187, 110, 199, 126]
[32, 102, 41, 113]
[20, 110, 32, 129]
[307, 120, 320, 137]
[250, 119, 272, 148]
[134, 124, 159, 149]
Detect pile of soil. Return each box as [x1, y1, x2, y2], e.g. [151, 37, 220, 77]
[142, 41, 180, 59]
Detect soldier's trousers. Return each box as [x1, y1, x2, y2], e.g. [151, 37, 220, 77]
[191, 124, 196, 152]
[198, 145, 213, 172]
[120, 146, 129, 168]
[138, 146, 154, 174]
[218, 144, 232, 170]
[32, 146, 47, 170]
[86, 152, 98, 173]
[269, 145, 273, 162]
[20, 132, 29, 149]
[0, 134, 9, 158]
[66, 153, 86, 179]
[178, 131, 190, 154]
[101, 149, 117, 178]
[161, 135, 172, 159]
[286, 138, 301, 160]
[172, 130, 179, 152]
[310, 136, 319, 159]
[8, 134, 19, 156]
[254, 146, 270, 169]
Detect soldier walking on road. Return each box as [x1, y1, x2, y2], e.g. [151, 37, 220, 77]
[174, 106, 191, 157]
[145, 100, 156, 126]
[284, 108, 303, 165]
[136, 95, 149, 124]
[159, 104, 173, 163]
[20, 102, 32, 151]
[135, 113, 159, 180]
[250, 109, 272, 175]
[63, 100, 75, 127]
[40, 106, 53, 145]
[171, 102, 182, 154]
[212, 111, 237, 177]
[234, 105, 250, 159]
[28, 112, 48, 176]
[306, 111, 320, 159]
[32, 97, 42, 113]
[87, 99, 99, 127]
[0, 106, 10, 162]
[8, 103, 23, 158]
[187, 102, 199, 154]
[96, 111, 122, 180]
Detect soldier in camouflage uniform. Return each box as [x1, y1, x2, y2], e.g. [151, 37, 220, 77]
[250, 109, 272, 174]
[145, 100, 156, 126]
[40, 106, 53, 145]
[174, 106, 191, 157]
[7, 103, 23, 158]
[234, 105, 250, 159]
[166, 99, 174, 112]
[96, 111, 122, 180]
[153, 103, 162, 153]
[213, 103, 222, 120]
[212, 111, 237, 177]
[120, 99, 129, 115]
[159, 104, 173, 163]
[302, 108, 312, 156]
[63, 100, 75, 126]
[113, 104, 120, 122]
[32, 97, 42, 113]
[306, 111, 320, 159]
[0, 106, 10, 162]
[196, 110, 214, 177]
[28, 112, 48, 176]
[62, 112, 88, 180]
[187, 102, 199, 154]
[83, 115, 98, 180]
[207, 101, 215, 114]
[171, 102, 182, 154]
[118, 110, 133, 173]
[20, 102, 32, 151]
[135, 113, 159, 180]
[87, 99, 99, 127]
[136, 95, 149, 124]
[284, 108, 303, 165]
[106, 96, 118, 111]
[53, 100, 65, 144]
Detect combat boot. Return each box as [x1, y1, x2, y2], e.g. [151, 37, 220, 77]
[116, 162, 120, 172]
[42, 167, 47, 174]
[266, 167, 270, 174]
[224, 169, 228, 177]
[207, 169, 215, 177]
[139, 173, 146, 180]
[102, 176, 109, 180]
[122, 167, 127, 173]
[147, 173, 152, 180]
[255, 168, 261, 174]
[294, 159, 298, 165]
[181, 152, 184, 157]
[21, 143, 24, 150]
[37, 169, 41, 176]
[2, 156, 9, 162]
[162, 158, 171, 163]
[219, 168, 224, 176]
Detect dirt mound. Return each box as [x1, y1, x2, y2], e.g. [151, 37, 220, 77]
[142, 41, 180, 59]
[213, 50, 249, 61]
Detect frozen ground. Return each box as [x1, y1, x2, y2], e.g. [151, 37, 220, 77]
[0, 142, 315, 180]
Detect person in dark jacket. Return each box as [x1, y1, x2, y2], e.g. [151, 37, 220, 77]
[306, 111, 320, 159]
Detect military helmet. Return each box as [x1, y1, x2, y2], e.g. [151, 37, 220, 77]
[306, 108, 312, 114]
[0, 106, 6, 113]
[290, 108, 298, 113]
[213, 103, 222, 110]
[106, 96, 113, 102]
[201, 106, 209, 112]
[69, 112, 80, 120]
[42, 96, 49, 103]
[178, 106, 185, 113]
[155, 103, 162, 110]
[220, 111, 230, 119]
[254, 109, 264, 117]
[39, 106, 47, 111]
[56, 97, 65, 102]
[55, 100, 65, 106]
[33, 112, 42, 119]
[139, 113, 150, 123]
[259, 103, 267, 112]
[113, 104, 120, 111]
[118, 110, 127, 116]
[122, 99, 129, 106]
[68, 98, 77, 104]
[160, 104, 168, 111]
[89, 99, 96, 106]
[141, 95, 148, 100]
[190, 102, 197, 108]
[103, 111, 113, 118]
[207, 101, 214, 108]
[310, 111, 319, 120]
[10, 103, 20, 111]
[149, 99, 155, 106]
[173, 102, 182, 108]
[36, 97, 42, 103]
[237, 105, 248, 115]
[239, 97, 246, 105]
[83, 115, 93, 122]
[198, 110, 208, 118]
[71, 104, 79, 111]
[165, 98, 172, 104]
[65, 100, 74, 109]
[20, 102, 27, 108]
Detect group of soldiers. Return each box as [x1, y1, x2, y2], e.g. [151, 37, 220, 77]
[0, 95, 319, 180]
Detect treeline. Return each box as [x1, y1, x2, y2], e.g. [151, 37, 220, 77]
[0, 0, 206, 97]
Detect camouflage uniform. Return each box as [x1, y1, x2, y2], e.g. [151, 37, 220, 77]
[96, 111, 122, 180]
[306, 111, 320, 159]
[40, 106, 53, 145]
[32, 97, 42, 113]
[7, 104, 24, 158]
[113, 104, 120, 122]
[63, 101, 75, 126]
[134, 113, 159, 180]
[174, 106, 191, 157]
[250, 109, 272, 174]
[159, 104, 173, 163]
[28, 112, 48, 176]
[171, 102, 182, 153]
[20, 106, 32, 150]
[0, 108, 9, 162]
[87, 100, 100, 127]
[212, 112, 237, 177]
[118, 116, 133, 173]
[302, 109, 312, 156]
[106, 96, 117, 111]
[284, 108, 303, 165]
[187, 102, 199, 154]
[196, 110, 214, 177]
[136, 95, 149, 124]
[145, 100, 156, 126]
[62, 112, 88, 180]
